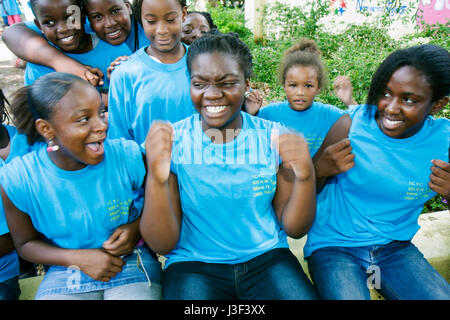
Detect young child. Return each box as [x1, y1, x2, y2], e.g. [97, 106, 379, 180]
[23, 0, 132, 98]
[0, 72, 162, 300]
[181, 10, 216, 45]
[1, 0, 146, 85]
[0, 0, 22, 26]
[257, 39, 346, 157]
[0, 89, 34, 300]
[305, 44, 450, 300]
[140, 32, 319, 300]
[107, 0, 195, 145]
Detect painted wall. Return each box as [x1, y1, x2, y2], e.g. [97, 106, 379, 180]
[244, 0, 449, 38]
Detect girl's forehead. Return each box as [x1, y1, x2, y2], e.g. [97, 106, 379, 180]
[142, 0, 182, 12]
[191, 52, 243, 76]
[185, 13, 208, 26]
[86, 0, 125, 8]
[35, 0, 79, 13]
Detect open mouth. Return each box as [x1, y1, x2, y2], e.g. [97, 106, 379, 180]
[105, 29, 122, 40]
[86, 139, 105, 155]
[59, 35, 75, 44]
[205, 106, 227, 114]
[382, 117, 404, 130]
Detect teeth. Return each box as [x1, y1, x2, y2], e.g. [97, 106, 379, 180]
[383, 118, 403, 129]
[60, 35, 74, 43]
[205, 106, 227, 113]
[107, 30, 120, 37]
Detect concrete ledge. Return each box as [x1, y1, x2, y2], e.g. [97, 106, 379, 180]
[18, 210, 449, 300]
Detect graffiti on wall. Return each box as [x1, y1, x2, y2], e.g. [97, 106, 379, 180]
[328, 0, 449, 26]
[417, 0, 450, 25]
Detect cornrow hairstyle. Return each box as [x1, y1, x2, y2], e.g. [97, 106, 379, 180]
[10, 73, 87, 145]
[187, 30, 253, 80]
[367, 44, 450, 106]
[132, 0, 187, 26]
[187, 11, 217, 30]
[279, 38, 328, 89]
[0, 89, 11, 124]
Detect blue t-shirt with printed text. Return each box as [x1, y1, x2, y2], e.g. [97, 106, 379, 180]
[257, 100, 345, 157]
[303, 104, 450, 257]
[0, 138, 145, 250]
[164, 112, 290, 267]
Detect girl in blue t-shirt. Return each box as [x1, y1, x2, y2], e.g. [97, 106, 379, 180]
[0, 72, 162, 300]
[257, 38, 346, 158]
[107, 0, 195, 144]
[141, 32, 319, 300]
[1, 0, 146, 85]
[22, 0, 132, 105]
[306, 44, 450, 300]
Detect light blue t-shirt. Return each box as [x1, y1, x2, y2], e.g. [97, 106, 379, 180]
[257, 100, 345, 157]
[24, 34, 132, 89]
[304, 104, 450, 258]
[164, 112, 290, 267]
[0, 138, 145, 250]
[108, 44, 196, 145]
[0, 125, 35, 283]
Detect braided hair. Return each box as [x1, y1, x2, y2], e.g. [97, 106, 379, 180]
[187, 30, 253, 80]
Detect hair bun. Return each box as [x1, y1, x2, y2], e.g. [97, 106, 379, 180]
[287, 38, 321, 56]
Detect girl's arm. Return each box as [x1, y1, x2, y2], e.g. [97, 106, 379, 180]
[2, 23, 103, 86]
[272, 133, 316, 239]
[312, 113, 354, 191]
[140, 122, 182, 255]
[1, 187, 125, 282]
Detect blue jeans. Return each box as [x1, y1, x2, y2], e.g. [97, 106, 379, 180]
[307, 241, 450, 300]
[0, 277, 20, 300]
[35, 244, 162, 299]
[163, 248, 319, 300]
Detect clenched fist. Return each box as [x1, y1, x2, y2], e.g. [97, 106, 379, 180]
[145, 122, 174, 184]
[273, 132, 314, 181]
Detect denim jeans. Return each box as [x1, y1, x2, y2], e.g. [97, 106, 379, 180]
[163, 248, 319, 300]
[0, 276, 20, 300]
[36, 282, 162, 300]
[35, 244, 162, 299]
[307, 241, 450, 300]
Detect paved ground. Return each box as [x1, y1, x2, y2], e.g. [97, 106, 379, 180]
[0, 30, 26, 109]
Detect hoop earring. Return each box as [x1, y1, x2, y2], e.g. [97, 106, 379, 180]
[46, 139, 59, 152]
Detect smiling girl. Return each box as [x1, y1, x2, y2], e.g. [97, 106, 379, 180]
[0, 73, 162, 300]
[140, 32, 319, 300]
[107, 0, 195, 145]
[23, 0, 131, 98]
[1, 0, 144, 86]
[257, 39, 346, 157]
[305, 44, 450, 300]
